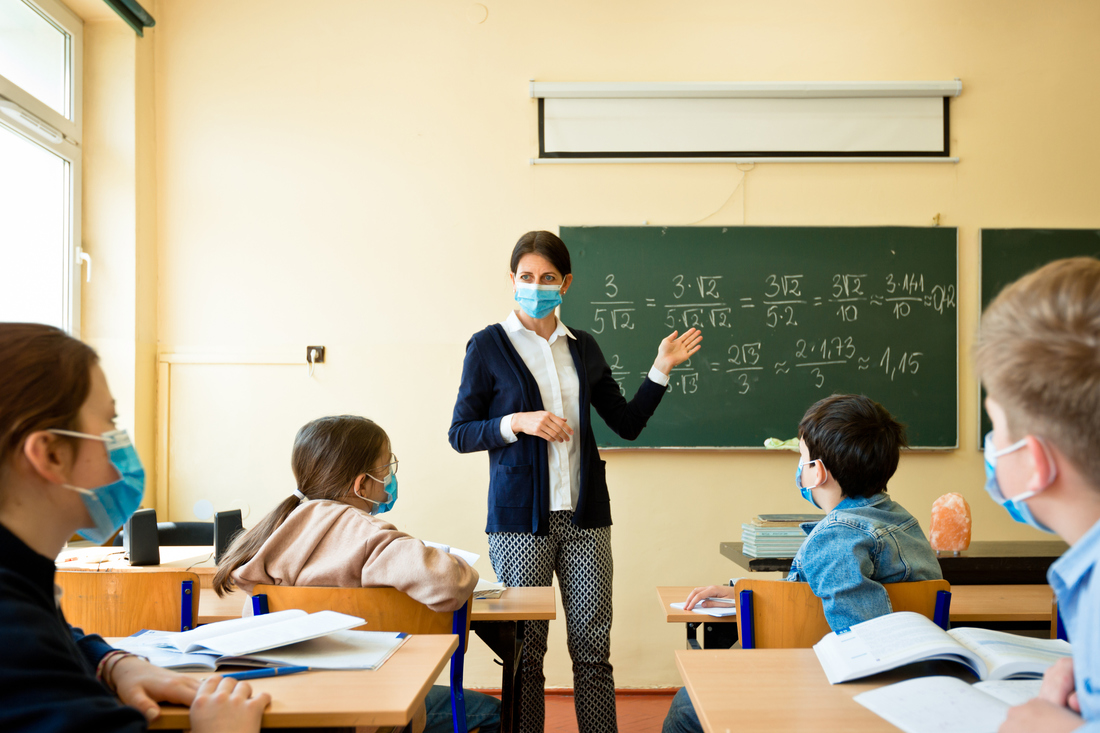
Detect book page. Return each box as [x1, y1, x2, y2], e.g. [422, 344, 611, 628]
[972, 679, 1042, 707]
[854, 676, 1010, 733]
[198, 610, 365, 657]
[157, 609, 307, 652]
[949, 627, 1071, 679]
[229, 630, 409, 670]
[670, 602, 737, 617]
[423, 540, 480, 566]
[851, 612, 966, 666]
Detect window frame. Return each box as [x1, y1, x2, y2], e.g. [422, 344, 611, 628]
[0, 0, 83, 335]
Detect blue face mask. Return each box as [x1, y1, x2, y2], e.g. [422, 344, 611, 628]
[365, 473, 398, 515]
[983, 431, 1056, 533]
[51, 429, 146, 544]
[796, 459, 826, 509]
[514, 283, 562, 320]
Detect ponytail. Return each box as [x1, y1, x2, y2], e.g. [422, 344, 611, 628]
[212, 495, 300, 597]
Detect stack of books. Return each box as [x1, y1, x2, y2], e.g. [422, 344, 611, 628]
[741, 513, 824, 558]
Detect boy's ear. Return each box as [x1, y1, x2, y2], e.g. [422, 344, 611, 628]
[1024, 436, 1057, 492]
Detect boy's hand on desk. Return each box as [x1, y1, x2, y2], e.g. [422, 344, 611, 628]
[1039, 657, 1082, 712]
[190, 676, 271, 733]
[999, 698, 1083, 733]
[110, 655, 200, 721]
[683, 585, 733, 610]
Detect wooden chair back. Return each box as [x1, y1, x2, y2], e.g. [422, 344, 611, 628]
[56, 570, 200, 636]
[734, 578, 951, 648]
[250, 585, 472, 651]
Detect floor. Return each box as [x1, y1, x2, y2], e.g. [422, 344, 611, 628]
[543, 692, 676, 733]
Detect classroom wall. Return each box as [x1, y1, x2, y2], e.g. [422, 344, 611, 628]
[145, 0, 1100, 687]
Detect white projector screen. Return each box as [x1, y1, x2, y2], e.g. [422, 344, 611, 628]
[540, 96, 947, 157]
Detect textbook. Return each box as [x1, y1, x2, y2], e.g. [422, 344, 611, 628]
[135, 609, 365, 656]
[115, 629, 409, 672]
[853, 676, 1042, 733]
[813, 611, 1071, 685]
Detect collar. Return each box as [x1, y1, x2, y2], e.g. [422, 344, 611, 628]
[833, 491, 890, 512]
[504, 310, 576, 343]
[0, 520, 59, 602]
[1049, 515, 1100, 590]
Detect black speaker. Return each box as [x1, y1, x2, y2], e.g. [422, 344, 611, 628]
[123, 507, 160, 566]
[214, 509, 243, 563]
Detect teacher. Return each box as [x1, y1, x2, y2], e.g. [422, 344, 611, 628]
[448, 231, 702, 733]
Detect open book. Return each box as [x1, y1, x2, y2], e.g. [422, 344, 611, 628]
[422, 540, 480, 566]
[814, 611, 1071, 684]
[854, 676, 1042, 733]
[115, 628, 409, 672]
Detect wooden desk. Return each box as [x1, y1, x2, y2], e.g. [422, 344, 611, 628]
[58, 545, 218, 588]
[198, 586, 556, 733]
[720, 540, 1068, 585]
[676, 647, 974, 733]
[106, 634, 457, 730]
[658, 584, 1056, 648]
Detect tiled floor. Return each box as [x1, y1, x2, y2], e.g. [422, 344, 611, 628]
[543, 691, 676, 733]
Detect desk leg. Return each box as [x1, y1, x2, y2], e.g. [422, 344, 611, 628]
[471, 619, 525, 733]
[685, 622, 702, 650]
[683, 621, 738, 650]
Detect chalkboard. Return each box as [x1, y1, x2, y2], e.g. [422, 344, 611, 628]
[559, 226, 958, 449]
[979, 229, 1100, 440]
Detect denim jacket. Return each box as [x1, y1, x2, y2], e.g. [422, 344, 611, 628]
[786, 492, 942, 631]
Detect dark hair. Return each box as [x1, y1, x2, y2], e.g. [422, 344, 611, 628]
[213, 415, 390, 596]
[0, 323, 99, 476]
[510, 231, 571, 276]
[798, 394, 907, 498]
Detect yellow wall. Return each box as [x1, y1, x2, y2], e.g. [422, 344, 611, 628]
[136, 0, 1100, 688]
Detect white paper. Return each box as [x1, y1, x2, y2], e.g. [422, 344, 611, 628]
[227, 630, 409, 670]
[423, 540, 480, 566]
[473, 578, 506, 599]
[150, 609, 364, 656]
[670, 602, 737, 617]
[854, 676, 1010, 733]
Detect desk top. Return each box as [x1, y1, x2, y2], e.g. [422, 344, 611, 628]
[199, 585, 557, 625]
[676, 647, 974, 733]
[58, 545, 217, 586]
[720, 540, 1069, 585]
[107, 634, 457, 730]
[658, 584, 1054, 625]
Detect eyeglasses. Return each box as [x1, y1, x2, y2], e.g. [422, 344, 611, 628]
[371, 453, 398, 477]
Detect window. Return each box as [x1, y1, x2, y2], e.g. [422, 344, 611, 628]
[0, 0, 82, 333]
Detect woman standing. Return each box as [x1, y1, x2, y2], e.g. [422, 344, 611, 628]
[449, 231, 701, 733]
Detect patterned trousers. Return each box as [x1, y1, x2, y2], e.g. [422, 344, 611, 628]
[488, 511, 616, 733]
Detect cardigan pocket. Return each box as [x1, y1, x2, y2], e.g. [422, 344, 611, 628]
[491, 464, 535, 509]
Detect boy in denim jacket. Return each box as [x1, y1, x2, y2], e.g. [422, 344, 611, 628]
[976, 258, 1100, 733]
[663, 395, 940, 733]
[784, 393, 943, 631]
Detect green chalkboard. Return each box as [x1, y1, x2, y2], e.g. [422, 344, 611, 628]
[979, 229, 1100, 440]
[559, 226, 958, 449]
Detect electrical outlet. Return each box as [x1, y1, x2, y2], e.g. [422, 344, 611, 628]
[306, 346, 326, 364]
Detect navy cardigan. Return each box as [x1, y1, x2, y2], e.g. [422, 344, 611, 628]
[448, 323, 666, 535]
[0, 523, 147, 732]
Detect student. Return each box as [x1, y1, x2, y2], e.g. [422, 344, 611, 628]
[213, 414, 501, 733]
[975, 257, 1100, 733]
[664, 394, 941, 733]
[0, 323, 270, 733]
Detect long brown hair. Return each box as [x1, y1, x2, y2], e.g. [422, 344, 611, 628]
[213, 415, 390, 596]
[0, 324, 99, 490]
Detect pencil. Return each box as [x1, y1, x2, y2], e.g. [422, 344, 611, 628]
[223, 665, 311, 680]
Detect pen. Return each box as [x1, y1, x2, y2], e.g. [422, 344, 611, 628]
[223, 665, 311, 680]
[702, 597, 738, 605]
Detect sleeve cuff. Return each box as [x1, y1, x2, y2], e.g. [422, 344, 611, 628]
[500, 415, 519, 443]
[647, 366, 670, 387]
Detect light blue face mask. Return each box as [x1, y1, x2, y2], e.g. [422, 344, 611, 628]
[514, 283, 562, 320]
[50, 429, 146, 544]
[983, 431, 1056, 533]
[796, 459, 826, 509]
[364, 473, 398, 515]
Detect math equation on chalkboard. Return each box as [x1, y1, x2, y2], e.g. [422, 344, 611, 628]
[560, 226, 959, 449]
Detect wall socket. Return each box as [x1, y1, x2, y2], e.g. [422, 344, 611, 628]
[306, 346, 326, 364]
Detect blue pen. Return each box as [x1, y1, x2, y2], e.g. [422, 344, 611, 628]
[223, 665, 311, 680]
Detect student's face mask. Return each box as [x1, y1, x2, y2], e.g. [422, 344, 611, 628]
[49, 429, 146, 544]
[364, 473, 398, 515]
[982, 431, 1056, 533]
[514, 283, 562, 320]
[796, 459, 826, 509]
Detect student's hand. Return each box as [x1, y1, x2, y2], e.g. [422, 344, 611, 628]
[109, 655, 200, 722]
[998, 698, 1083, 733]
[1039, 657, 1082, 712]
[683, 585, 733, 610]
[511, 411, 574, 443]
[653, 328, 703, 376]
[189, 675, 271, 733]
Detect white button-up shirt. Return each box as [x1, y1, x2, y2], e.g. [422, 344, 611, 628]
[499, 311, 669, 511]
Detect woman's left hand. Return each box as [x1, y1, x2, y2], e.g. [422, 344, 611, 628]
[653, 328, 703, 375]
[110, 655, 201, 721]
